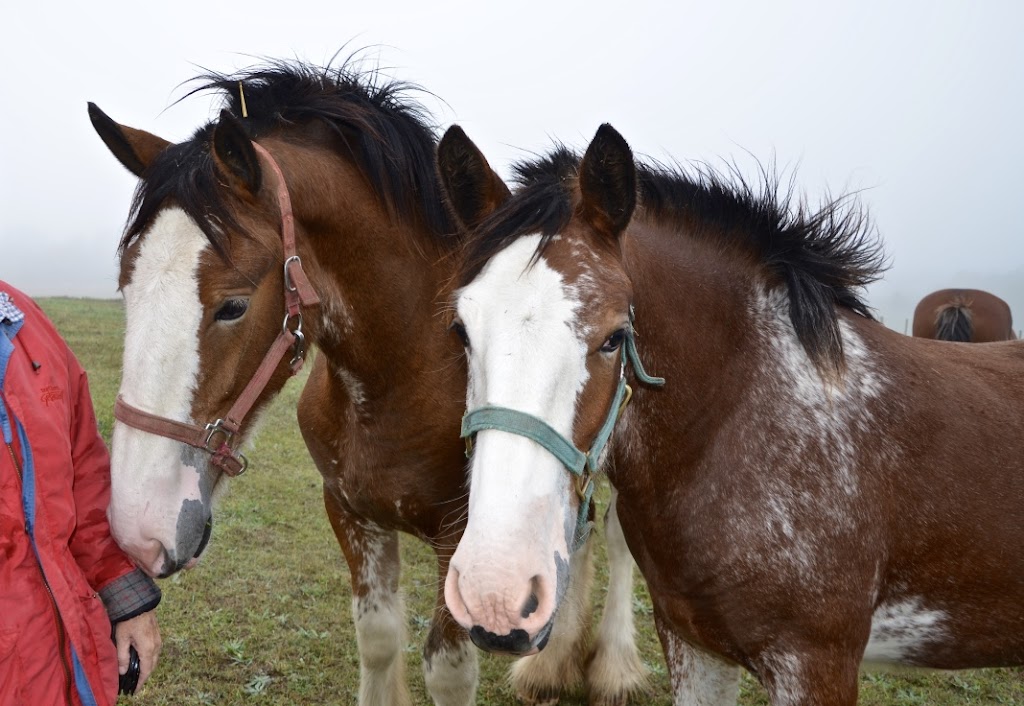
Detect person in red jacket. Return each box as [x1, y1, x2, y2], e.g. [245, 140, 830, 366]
[0, 281, 162, 705]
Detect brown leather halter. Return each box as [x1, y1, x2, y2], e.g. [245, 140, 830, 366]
[113, 142, 320, 477]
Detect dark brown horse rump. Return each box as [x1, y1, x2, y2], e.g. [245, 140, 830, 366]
[440, 123, 1024, 706]
[912, 288, 1015, 342]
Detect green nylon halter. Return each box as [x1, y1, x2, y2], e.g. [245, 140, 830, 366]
[460, 312, 665, 551]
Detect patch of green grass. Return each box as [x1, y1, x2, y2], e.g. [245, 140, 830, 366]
[38, 297, 1024, 705]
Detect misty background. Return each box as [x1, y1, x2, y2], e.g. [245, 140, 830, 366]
[2, 1, 1021, 332]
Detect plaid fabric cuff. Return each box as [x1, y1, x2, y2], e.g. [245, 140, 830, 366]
[100, 569, 162, 624]
[0, 292, 24, 325]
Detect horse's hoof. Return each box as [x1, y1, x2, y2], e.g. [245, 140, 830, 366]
[584, 648, 649, 706]
[587, 692, 628, 706]
[518, 697, 560, 706]
[516, 687, 560, 706]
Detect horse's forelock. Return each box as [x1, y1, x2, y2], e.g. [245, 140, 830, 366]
[456, 149, 581, 289]
[121, 126, 235, 261]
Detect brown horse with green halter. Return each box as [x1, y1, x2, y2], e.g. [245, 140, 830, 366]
[438, 123, 1024, 705]
[89, 60, 646, 706]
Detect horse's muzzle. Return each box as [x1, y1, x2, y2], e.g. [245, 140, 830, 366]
[468, 618, 554, 656]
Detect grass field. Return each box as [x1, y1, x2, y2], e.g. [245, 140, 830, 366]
[38, 296, 1024, 705]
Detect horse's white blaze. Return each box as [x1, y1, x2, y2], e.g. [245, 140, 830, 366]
[109, 207, 209, 574]
[447, 235, 587, 638]
[863, 597, 948, 664]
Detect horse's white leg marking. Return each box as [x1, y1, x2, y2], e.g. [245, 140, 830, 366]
[510, 532, 596, 705]
[755, 651, 807, 706]
[863, 597, 948, 665]
[587, 490, 649, 705]
[422, 638, 479, 706]
[661, 625, 739, 706]
[353, 532, 411, 706]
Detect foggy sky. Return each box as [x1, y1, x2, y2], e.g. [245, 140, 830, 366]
[2, 0, 1021, 329]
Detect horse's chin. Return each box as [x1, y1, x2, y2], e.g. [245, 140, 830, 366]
[193, 518, 213, 558]
[182, 518, 213, 571]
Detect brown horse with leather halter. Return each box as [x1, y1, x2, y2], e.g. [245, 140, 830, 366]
[912, 288, 1016, 342]
[438, 123, 1024, 706]
[89, 60, 646, 706]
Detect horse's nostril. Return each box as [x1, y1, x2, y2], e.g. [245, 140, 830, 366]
[155, 546, 176, 578]
[520, 592, 540, 619]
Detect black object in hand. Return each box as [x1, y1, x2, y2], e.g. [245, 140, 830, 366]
[118, 645, 141, 695]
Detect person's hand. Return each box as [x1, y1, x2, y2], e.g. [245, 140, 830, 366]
[114, 611, 162, 691]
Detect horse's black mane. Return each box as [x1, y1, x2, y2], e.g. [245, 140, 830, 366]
[461, 147, 887, 376]
[123, 58, 455, 251]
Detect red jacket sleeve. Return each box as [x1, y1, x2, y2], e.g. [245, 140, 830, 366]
[64, 348, 138, 592]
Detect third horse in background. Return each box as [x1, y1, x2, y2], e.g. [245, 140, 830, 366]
[912, 288, 1016, 342]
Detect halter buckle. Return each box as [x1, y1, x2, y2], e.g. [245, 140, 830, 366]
[204, 419, 235, 452]
[283, 255, 302, 293]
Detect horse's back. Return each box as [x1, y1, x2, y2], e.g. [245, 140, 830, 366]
[860, 325, 1024, 665]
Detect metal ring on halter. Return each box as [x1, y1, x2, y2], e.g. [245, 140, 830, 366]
[204, 419, 234, 452]
[283, 255, 302, 293]
[282, 311, 307, 366]
[282, 311, 303, 336]
[233, 453, 250, 476]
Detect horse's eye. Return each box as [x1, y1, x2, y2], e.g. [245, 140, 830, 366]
[450, 320, 470, 348]
[215, 298, 249, 322]
[600, 329, 627, 353]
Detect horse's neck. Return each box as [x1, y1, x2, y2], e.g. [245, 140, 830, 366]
[618, 220, 887, 486]
[298, 178, 461, 418]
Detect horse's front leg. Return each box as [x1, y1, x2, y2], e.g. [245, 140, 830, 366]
[656, 614, 739, 706]
[324, 484, 411, 706]
[586, 489, 649, 705]
[422, 547, 479, 706]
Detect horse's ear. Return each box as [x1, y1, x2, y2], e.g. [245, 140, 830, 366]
[437, 125, 510, 230]
[578, 123, 636, 239]
[87, 102, 170, 177]
[212, 110, 262, 195]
